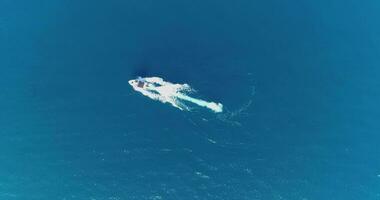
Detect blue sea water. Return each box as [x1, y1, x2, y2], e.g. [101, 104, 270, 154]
[1, 0, 380, 199]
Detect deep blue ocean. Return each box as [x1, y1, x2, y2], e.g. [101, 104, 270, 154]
[1, 0, 380, 199]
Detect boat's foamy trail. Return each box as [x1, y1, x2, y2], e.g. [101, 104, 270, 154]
[176, 93, 223, 113]
[129, 77, 223, 113]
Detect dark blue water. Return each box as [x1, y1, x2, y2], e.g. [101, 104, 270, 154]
[1, 0, 380, 199]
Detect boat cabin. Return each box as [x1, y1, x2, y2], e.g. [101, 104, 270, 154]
[137, 81, 145, 88]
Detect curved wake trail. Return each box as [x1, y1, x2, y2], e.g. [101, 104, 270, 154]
[129, 77, 223, 113]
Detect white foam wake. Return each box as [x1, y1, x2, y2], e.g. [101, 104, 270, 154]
[129, 77, 223, 113]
